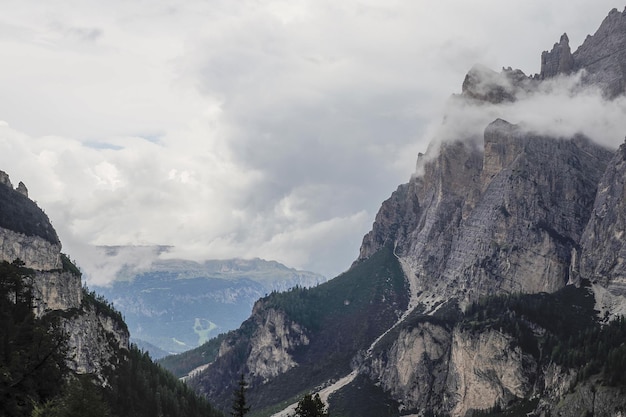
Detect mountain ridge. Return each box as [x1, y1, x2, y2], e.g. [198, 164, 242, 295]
[168, 7, 626, 417]
[93, 256, 326, 356]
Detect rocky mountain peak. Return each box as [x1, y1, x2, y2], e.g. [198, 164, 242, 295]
[461, 64, 530, 104]
[571, 7, 626, 96]
[540, 32, 574, 78]
[0, 170, 12, 188]
[16, 181, 28, 198]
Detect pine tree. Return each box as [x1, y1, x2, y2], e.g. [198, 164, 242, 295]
[231, 373, 250, 417]
[293, 393, 328, 417]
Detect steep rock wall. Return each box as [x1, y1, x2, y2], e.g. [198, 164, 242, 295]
[0, 227, 61, 270]
[446, 328, 537, 417]
[246, 308, 310, 381]
[579, 141, 626, 298]
[359, 120, 611, 311]
[359, 140, 484, 311]
[363, 322, 452, 413]
[31, 270, 82, 317]
[439, 121, 610, 307]
[572, 7, 626, 97]
[62, 304, 129, 375]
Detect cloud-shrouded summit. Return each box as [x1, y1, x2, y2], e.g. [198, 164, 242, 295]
[0, 0, 624, 282]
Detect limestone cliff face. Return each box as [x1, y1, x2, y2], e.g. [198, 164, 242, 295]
[0, 227, 61, 270]
[363, 322, 452, 413]
[362, 323, 538, 417]
[31, 270, 82, 317]
[446, 328, 537, 417]
[193, 302, 311, 406]
[245, 307, 309, 381]
[351, 14, 626, 410]
[0, 170, 129, 379]
[358, 140, 484, 311]
[573, 7, 626, 97]
[62, 304, 130, 375]
[441, 122, 610, 306]
[578, 141, 626, 299]
[359, 120, 611, 311]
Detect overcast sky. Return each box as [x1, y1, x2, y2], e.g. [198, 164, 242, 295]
[0, 1, 624, 283]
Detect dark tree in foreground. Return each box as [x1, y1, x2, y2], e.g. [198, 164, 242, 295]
[0, 260, 68, 417]
[231, 373, 250, 417]
[32, 375, 110, 417]
[293, 393, 329, 417]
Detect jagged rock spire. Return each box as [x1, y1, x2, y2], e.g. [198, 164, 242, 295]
[540, 33, 574, 78]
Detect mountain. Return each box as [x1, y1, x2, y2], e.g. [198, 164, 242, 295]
[0, 171, 221, 416]
[163, 7, 626, 417]
[93, 256, 326, 356]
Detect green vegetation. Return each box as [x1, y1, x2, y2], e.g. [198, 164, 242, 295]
[473, 398, 539, 417]
[461, 284, 626, 386]
[29, 344, 223, 417]
[0, 182, 59, 244]
[292, 393, 328, 417]
[60, 253, 82, 276]
[103, 344, 221, 417]
[328, 374, 400, 417]
[0, 259, 222, 417]
[0, 260, 68, 416]
[81, 286, 127, 333]
[188, 245, 409, 413]
[32, 375, 111, 417]
[261, 245, 407, 332]
[159, 332, 228, 377]
[230, 373, 251, 417]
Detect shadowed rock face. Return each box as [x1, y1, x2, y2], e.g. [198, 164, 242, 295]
[579, 141, 626, 297]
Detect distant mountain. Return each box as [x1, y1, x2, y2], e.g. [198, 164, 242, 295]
[163, 8, 626, 417]
[94, 257, 326, 355]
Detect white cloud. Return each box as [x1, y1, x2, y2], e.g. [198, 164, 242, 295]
[0, 0, 624, 283]
[429, 70, 626, 152]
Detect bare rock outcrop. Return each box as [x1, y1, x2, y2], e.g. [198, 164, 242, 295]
[31, 270, 82, 317]
[0, 227, 61, 270]
[462, 65, 530, 104]
[578, 140, 626, 299]
[62, 304, 129, 375]
[540, 33, 574, 78]
[572, 7, 626, 97]
[16, 181, 28, 197]
[364, 322, 452, 413]
[0, 170, 12, 187]
[446, 328, 537, 416]
[246, 308, 309, 381]
[359, 119, 611, 311]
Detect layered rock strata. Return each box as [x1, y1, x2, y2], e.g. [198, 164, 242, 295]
[0, 171, 129, 378]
